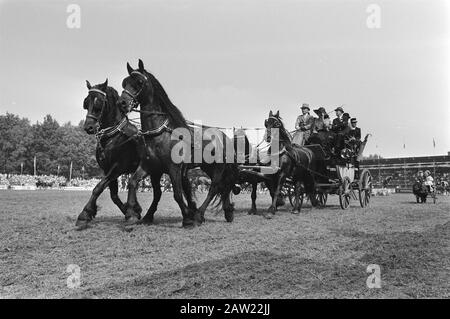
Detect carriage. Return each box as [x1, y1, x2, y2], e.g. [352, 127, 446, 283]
[412, 180, 437, 204]
[239, 134, 373, 211]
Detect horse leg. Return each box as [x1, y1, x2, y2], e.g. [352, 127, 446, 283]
[109, 179, 126, 216]
[305, 175, 318, 207]
[181, 167, 198, 217]
[168, 165, 200, 227]
[221, 187, 234, 222]
[248, 181, 258, 215]
[141, 171, 163, 224]
[291, 181, 301, 214]
[265, 171, 287, 219]
[124, 165, 147, 225]
[76, 168, 117, 228]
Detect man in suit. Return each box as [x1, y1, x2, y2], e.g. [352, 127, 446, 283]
[344, 117, 362, 154]
[345, 118, 361, 141]
[293, 103, 314, 145]
[332, 106, 346, 133]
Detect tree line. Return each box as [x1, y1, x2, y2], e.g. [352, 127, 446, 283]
[0, 113, 102, 178]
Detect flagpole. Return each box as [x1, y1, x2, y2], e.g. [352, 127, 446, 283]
[433, 138, 436, 180]
[69, 161, 73, 183]
[33, 156, 37, 176]
[403, 141, 406, 189]
[376, 145, 381, 186]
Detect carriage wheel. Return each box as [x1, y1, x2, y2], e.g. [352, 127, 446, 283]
[339, 177, 352, 209]
[315, 192, 328, 207]
[358, 169, 372, 208]
[286, 185, 295, 207]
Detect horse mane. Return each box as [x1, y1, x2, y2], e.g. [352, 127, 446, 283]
[274, 116, 292, 144]
[233, 128, 252, 163]
[144, 71, 188, 128]
[104, 86, 119, 111]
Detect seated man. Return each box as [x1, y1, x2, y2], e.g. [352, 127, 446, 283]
[292, 103, 314, 146]
[345, 117, 361, 141]
[331, 106, 346, 133]
[343, 117, 361, 154]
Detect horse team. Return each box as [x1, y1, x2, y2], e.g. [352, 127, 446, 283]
[77, 59, 326, 229]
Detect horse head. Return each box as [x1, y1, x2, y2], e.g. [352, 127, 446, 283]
[117, 59, 153, 114]
[83, 79, 117, 134]
[264, 110, 291, 145]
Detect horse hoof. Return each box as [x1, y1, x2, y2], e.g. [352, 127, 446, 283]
[75, 219, 90, 230]
[248, 209, 257, 215]
[263, 212, 274, 219]
[225, 211, 234, 223]
[182, 219, 199, 228]
[290, 210, 300, 215]
[125, 215, 140, 226]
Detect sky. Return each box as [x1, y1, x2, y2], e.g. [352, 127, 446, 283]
[0, 0, 449, 158]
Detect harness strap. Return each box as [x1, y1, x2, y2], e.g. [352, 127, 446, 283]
[96, 117, 128, 140]
[139, 118, 172, 137]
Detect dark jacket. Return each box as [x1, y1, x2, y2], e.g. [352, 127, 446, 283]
[344, 126, 361, 140]
[332, 117, 346, 133]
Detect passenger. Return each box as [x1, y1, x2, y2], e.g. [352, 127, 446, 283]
[342, 113, 351, 128]
[309, 107, 333, 156]
[424, 170, 434, 193]
[332, 106, 346, 133]
[312, 107, 329, 133]
[343, 117, 361, 156]
[292, 103, 314, 146]
[345, 118, 361, 141]
[416, 170, 424, 183]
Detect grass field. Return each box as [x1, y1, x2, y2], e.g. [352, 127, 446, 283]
[0, 189, 449, 298]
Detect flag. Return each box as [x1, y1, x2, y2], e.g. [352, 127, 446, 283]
[433, 138, 435, 148]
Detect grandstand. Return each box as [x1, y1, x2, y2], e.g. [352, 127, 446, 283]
[360, 152, 450, 191]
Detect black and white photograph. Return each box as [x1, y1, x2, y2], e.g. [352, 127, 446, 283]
[0, 0, 449, 305]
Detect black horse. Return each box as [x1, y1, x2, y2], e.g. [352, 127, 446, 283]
[233, 128, 283, 215]
[263, 111, 326, 218]
[412, 181, 428, 203]
[76, 80, 142, 228]
[117, 60, 239, 227]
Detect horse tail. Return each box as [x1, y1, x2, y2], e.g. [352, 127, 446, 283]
[210, 164, 240, 210]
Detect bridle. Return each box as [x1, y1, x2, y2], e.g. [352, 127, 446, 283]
[85, 88, 108, 125]
[85, 88, 132, 142]
[120, 70, 173, 138]
[121, 71, 149, 110]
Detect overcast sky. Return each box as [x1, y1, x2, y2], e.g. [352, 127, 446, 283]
[0, 0, 448, 158]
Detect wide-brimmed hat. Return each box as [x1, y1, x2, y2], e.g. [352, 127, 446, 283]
[301, 103, 310, 110]
[314, 107, 327, 116]
[334, 106, 344, 113]
[343, 113, 350, 120]
[350, 117, 357, 123]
